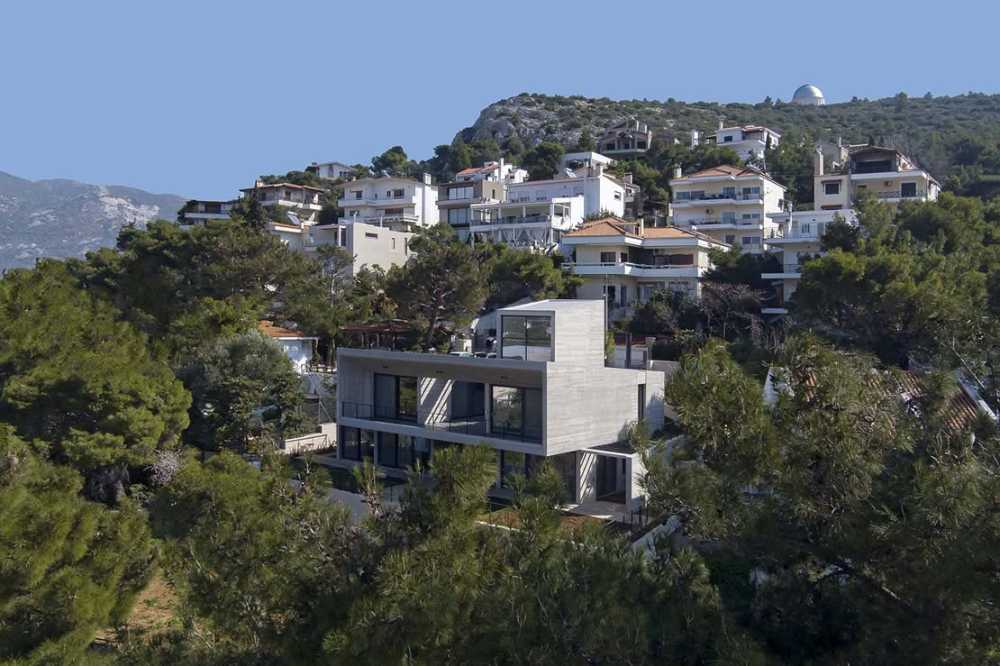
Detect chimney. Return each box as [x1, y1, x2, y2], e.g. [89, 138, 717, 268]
[422, 172, 432, 185]
[638, 217, 645, 235]
[254, 178, 264, 188]
[718, 118, 725, 130]
[814, 147, 824, 176]
[690, 129, 700, 148]
[673, 165, 682, 180]
[623, 172, 633, 185]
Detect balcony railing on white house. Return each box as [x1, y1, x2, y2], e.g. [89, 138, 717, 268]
[872, 189, 926, 200]
[673, 191, 764, 202]
[470, 214, 567, 227]
[684, 218, 764, 227]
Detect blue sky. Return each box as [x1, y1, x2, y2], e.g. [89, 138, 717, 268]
[2, 0, 998, 199]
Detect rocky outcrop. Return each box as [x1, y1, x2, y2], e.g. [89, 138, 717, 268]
[0, 171, 185, 270]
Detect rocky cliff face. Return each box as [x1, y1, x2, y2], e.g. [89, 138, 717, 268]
[0, 171, 185, 269]
[455, 93, 721, 148]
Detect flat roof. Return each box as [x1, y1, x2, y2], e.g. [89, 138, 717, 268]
[500, 299, 604, 314]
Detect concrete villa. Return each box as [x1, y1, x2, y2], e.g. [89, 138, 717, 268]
[335, 299, 666, 517]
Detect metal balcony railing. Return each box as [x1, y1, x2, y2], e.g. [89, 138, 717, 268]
[339, 402, 542, 443]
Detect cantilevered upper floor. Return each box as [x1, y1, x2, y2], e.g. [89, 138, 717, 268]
[335, 299, 665, 458]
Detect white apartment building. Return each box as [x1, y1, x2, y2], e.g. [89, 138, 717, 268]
[338, 174, 439, 231]
[761, 209, 858, 314]
[335, 299, 666, 517]
[240, 181, 324, 225]
[761, 144, 938, 314]
[307, 161, 356, 181]
[713, 124, 781, 162]
[562, 218, 729, 321]
[469, 168, 625, 250]
[669, 164, 786, 254]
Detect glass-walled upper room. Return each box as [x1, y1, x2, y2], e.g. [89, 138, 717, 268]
[500, 314, 552, 361]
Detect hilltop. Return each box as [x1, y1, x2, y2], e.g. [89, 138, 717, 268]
[456, 91, 1000, 183]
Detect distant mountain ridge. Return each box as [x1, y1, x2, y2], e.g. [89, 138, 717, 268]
[0, 171, 185, 270]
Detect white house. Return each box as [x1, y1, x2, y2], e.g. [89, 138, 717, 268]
[454, 159, 527, 185]
[335, 299, 666, 519]
[669, 164, 786, 254]
[761, 209, 858, 314]
[467, 167, 625, 250]
[240, 181, 324, 225]
[338, 174, 439, 231]
[713, 124, 781, 162]
[562, 217, 729, 321]
[258, 320, 318, 374]
[307, 161, 356, 181]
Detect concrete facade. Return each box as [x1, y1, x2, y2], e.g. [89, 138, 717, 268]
[338, 175, 439, 230]
[334, 299, 666, 514]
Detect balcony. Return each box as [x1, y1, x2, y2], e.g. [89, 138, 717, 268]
[761, 264, 802, 279]
[339, 401, 541, 444]
[563, 261, 702, 278]
[872, 189, 926, 201]
[672, 192, 764, 206]
[683, 218, 764, 227]
[470, 214, 568, 228]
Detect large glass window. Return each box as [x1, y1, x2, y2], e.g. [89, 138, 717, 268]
[501, 315, 552, 361]
[450, 381, 485, 420]
[448, 185, 474, 200]
[340, 427, 375, 461]
[447, 207, 470, 226]
[901, 182, 917, 198]
[373, 374, 418, 421]
[491, 386, 542, 442]
[378, 433, 416, 469]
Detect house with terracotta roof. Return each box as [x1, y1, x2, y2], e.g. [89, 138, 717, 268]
[669, 164, 787, 253]
[562, 217, 729, 320]
[258, 320, 319, 374]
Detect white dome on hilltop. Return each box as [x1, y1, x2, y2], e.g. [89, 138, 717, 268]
[792, 84, 825, 106]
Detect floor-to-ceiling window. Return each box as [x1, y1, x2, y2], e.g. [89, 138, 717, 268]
[374, 374, 418, 421]
[490, 386, 542, 442]
[377, 432, 416, 468]
[340, 427, 376, 462]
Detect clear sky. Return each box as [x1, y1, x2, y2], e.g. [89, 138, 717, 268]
[2, 0, 998, 199]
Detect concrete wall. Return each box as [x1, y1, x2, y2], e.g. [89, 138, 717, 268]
[345, 222, 412, 275]
[544, 364, 665, 456]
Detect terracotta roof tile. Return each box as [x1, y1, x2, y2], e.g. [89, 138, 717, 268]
[563, 216, 726, 245]
[258, 320, 310, 339]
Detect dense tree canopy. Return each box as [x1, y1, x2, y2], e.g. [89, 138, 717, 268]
[0, 426, 155, 663]
[179, 332, 304, 453]
[0, 261, 189, 501]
